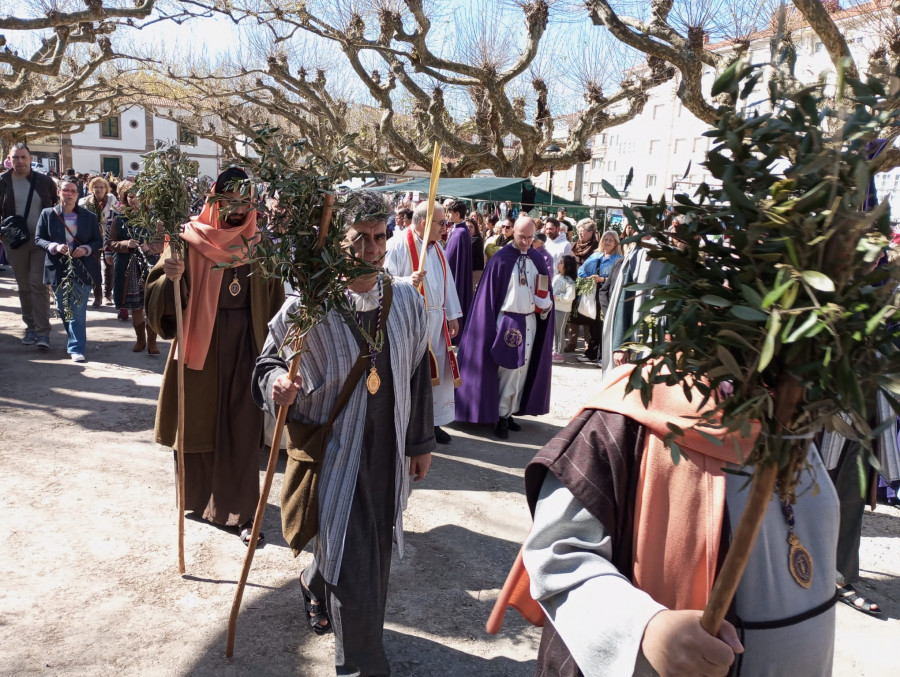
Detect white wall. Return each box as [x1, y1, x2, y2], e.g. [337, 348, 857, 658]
[536, 11, 900, 214]
[71, 149, 146, 176]
[73, 106, 146, 151]
[67, 105, 221, 178]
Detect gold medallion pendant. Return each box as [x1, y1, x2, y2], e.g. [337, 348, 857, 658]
[229, 271, 241, 297]
[366, 366, 381, 395]
[787, 533, 813, 588]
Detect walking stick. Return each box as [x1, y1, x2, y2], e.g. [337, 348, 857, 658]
[173, 247, 186, 575]
[700, 375, 804, 636]
[225, 193, 335, 658]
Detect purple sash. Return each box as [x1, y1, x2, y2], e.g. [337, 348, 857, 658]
[491, 312, 527, 369]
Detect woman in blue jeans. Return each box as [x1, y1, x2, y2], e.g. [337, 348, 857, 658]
[34, 178, 102, 363]
[576, 230, 622, 363]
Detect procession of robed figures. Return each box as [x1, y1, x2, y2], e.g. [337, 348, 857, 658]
[95, 106, 899, 676]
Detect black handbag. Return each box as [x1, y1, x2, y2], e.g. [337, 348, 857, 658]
[0, 175, 36, 250]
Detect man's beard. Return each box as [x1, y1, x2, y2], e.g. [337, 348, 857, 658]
[224, 213, 246, 227]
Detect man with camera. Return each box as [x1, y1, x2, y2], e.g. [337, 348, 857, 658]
[0, 143, 59, 348]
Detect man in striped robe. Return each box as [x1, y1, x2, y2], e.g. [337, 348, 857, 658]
[253, 191, 435, 676]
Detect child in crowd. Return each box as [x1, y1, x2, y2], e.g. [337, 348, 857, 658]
[551, 255, 577, 363]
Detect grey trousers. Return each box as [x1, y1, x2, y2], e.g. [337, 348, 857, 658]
[6, 240, 52, 335]
[553, 310, 570, 354]
[828, 441, 869, 585]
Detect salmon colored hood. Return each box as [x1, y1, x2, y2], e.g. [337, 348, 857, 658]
[490, 363, 760, 633]
[175, 195, 260, 370]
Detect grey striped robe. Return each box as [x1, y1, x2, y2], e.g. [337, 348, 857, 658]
[255, 279, 430, 583]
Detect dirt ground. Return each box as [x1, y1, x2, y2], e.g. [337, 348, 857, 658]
[1, 268, 898, 677]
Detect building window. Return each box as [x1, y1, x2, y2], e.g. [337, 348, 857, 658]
[652, 104, 665, 120]
[646, 174, 657, 188]
[100, 116, 121, 139]
[649, 140, 660, 154]
[178, 125, 197, 146]
[589, 182, 601, 195]
[130, 161, 140, 171]
[814, 42, 824, 53]
[591, 158, 603, 169]
[693, 137, 707, 153]
[607, 161, 616, 171]
[129, 119, 139, 129]
[674, 138, 686, 154]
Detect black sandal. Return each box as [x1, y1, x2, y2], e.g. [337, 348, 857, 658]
[300, 580, 332, 635]
[239, 521, 265, 547]
[837, 583, 882, 616]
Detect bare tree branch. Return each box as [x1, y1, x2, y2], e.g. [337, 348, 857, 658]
[0, 0, 160, 147]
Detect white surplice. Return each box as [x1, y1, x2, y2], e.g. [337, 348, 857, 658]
[384, 234, 462, 426]
[497, 254, 553, 418]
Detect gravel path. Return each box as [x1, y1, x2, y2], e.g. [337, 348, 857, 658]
[0, 269, 897, 676]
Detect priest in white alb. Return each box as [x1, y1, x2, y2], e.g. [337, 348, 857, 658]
[384, 201, 462, 444]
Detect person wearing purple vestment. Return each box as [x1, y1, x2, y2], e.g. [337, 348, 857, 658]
[454, 215, 554, 439]
[444, 199, 474, 345]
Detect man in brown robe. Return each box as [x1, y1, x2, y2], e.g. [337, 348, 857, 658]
[145, 168, 284, 543]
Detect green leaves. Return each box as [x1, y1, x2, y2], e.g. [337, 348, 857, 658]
[131, 142, 197, 256]
[601, 179, 621, 200]
[701, 295, 732, 307]
[758, 310, 781, 372]
[227, 126, 369, 343]
[730, 306, 768, 322]
[616, 57, 900, 502]
[801, 270, 835, 293]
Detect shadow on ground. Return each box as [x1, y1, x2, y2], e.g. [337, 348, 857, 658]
[182, 523, 539, 676]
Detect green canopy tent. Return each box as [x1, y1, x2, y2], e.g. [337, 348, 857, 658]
[368, 176, 590, 220]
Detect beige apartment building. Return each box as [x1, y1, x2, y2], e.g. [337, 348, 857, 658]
[534, 2, 900, 221]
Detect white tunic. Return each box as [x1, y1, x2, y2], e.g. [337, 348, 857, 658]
[497, 253, 552, 418]
[543, 233, 572, 271]
[384, 234, 463, 426]
[386, 226, 409, 250]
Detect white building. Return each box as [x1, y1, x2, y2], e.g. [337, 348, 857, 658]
[62, 103, 222, 179]
[534, 1, 900, 220]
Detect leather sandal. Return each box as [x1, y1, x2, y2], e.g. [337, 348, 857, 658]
[837, 583, 882, 616]
[239, 520, 265, 547]
[301, 580, 332, 635]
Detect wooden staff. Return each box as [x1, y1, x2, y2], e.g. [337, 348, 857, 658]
[173, 246, 186, 574]
[416, 142, 442, 288]
[700, 374, 804, 636]
[314, 193, 336, 251]
[225, 193, 336, 658]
